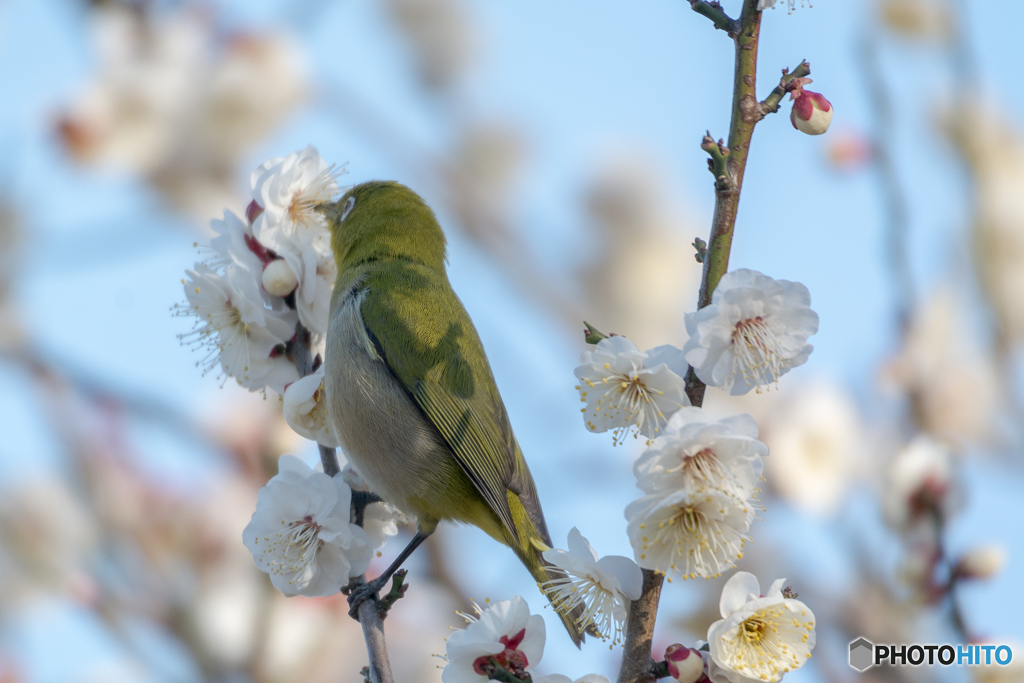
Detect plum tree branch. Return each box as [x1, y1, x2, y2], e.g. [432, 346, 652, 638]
[687, 0, 740, 36]
[620, 2, 804, 680]
[287, 322, 395, 683]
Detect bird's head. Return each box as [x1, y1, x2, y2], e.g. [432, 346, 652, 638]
[322, 181, 447, 272]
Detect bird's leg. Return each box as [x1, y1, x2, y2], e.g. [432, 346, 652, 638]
[346, 531, 432, 618]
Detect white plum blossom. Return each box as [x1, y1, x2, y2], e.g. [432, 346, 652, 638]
[176, 262, 298, 393]
[242, 455, 371, 597]
[535, 676, 611, 683]
[882, 435, 962, 534]
[706, 572, 815, 683]
[626, 488, 754, 581]
[632, 407, 766, 500]
[626, 407, 765, 580]
[249, 145, 341, 335]
[574, 336, 690, 444]
[442, 596, 546, 683]
[540, 528, 643, 645]
[683, 269, 818, 395]
[282, 367, 340, 447]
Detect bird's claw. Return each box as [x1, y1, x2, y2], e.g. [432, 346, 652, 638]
[346, 578, 385, 619]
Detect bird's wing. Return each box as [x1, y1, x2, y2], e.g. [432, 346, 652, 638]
[358, 265, 539, 543]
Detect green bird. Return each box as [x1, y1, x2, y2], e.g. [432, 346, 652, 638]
[322, 181, 586, 646]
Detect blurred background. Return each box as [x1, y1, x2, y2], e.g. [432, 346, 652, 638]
[0, 0, 1022, 681]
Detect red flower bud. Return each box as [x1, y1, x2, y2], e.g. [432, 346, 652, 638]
[665, 644, 704, 683]
[789, 79, 833, 135]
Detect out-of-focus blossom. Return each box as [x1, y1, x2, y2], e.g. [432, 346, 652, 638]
[442, 596, 545, 683]
[706, 572, 815, 683]
[826, 129, 874, 171]
[684, 269, 818, 396]
[282, 367, 340, 448]
[176, 263, 298, 393]
[0, 202, 23, 348]
[883, 436, 962, 534]
[250, 145, 339, 335]
[574, 336, 690, 444]
[789, 80, 833, 136]
[386, 0, 474, 90]
[582, 156, 700, 349]
[536, 676, 611, 683]
[632, 407, 766, 500]
[878, 0, 953, 42]
[449, 124, 524, 245]
[0, 478, 97, 601]
[540, 528, 642, 645]
[57, 6, 305, 217]
[242, 455, 371, 596]
[665, 644, 705, 683]
[972, 640, 1024, 683]
[883, 288, 1000, 445]
[763, 383, 861, 515]
[942, 105, 1024, 346]
[954, 545, 1007, 581]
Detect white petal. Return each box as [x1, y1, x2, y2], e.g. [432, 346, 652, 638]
[719, 572, 760, 617]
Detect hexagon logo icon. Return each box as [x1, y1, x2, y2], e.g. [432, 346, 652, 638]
[849, 638, 874, 672]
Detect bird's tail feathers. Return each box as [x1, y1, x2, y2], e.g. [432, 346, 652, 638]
[506, 493, 592, 648]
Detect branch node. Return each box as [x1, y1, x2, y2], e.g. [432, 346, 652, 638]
[688, 0, 740, 37]
[759, 59, 812, 116]
[692, 237, 708, 263]
[377, 569, 410, 619]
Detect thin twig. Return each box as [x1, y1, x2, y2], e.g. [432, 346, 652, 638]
[621, 2, 789, 680]
[688, 0, 740, 36]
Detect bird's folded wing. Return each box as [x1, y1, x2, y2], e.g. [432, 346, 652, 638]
[359, 273, 520, 542]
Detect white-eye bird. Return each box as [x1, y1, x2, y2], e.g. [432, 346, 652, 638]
[322, 181, 586, 646]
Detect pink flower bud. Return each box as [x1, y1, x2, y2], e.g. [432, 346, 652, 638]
[665, 645, 704, 683]
[790, 80, 833, 136]
[246, 199, 264, 225]
[954, 545, 1006, 581]
[262, 258, 298, 297]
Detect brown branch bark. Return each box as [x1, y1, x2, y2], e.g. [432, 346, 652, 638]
[620, 2, 807, 680]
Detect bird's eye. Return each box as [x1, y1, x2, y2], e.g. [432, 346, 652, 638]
[341, 196, 356, 222]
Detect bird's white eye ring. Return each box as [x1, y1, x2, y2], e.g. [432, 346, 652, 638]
[341, 196, 356, 222]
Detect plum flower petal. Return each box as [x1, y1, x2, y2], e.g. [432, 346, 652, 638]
[683, 269, 818, 395]
[541, 528, 642, 645]
[442, 596, 546, 683]
[574, 336, 690, 444]
[242, 455, 372, 597]
[283, 366, 341, 447]
[706, 572, 816, 683]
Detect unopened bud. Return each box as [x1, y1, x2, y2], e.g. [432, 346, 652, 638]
[665, 645, 704, 683]
[955, 545, 1007, 580]
[790, 80, 833, 136]
[262, 258, 298, 297]
[246, 199, 264, 225]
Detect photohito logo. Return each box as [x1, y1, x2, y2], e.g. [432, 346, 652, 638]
[849, 638, 1013, 672]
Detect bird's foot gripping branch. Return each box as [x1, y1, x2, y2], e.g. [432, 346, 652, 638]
[172, 1, 832, 681]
